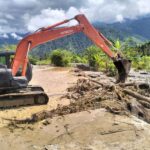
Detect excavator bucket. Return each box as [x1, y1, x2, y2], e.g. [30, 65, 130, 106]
[113, 59, 131, 83]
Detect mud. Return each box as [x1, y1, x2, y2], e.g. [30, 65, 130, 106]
[0, 66, 78, 127]
[9, 69, 150, 124]
[0, 66, 150, 150]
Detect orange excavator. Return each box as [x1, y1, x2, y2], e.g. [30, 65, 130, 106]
[0, 14, 131, 108]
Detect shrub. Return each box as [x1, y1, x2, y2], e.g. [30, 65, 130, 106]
[133, 56, 150, 71]
[50, 49, 72, 67]
[84, 46, 103, 70]
[36, 59, 51, 65]
[71, 54, 87, 63]
[0, 44, 17, 51]
[84, 46, 116, 75]
[29, 56, 38, 65]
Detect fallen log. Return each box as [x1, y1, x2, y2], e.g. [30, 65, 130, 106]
[90, 79, 114, 89]
[90, 79, 104, 86]
[125, 98, 147, 120]
[123, 89, 150, 102]
[138, 100, 150, 109]
[138, 83, 150, 89]
[119, 82, 135, 87]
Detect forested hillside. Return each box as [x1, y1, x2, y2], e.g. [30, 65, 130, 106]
[1, 16, 150, 58]
[30, 16, 150, 58]
[135, 41, 150, 56]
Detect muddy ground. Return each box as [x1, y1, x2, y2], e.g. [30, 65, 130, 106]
[0, 66, 150, 150]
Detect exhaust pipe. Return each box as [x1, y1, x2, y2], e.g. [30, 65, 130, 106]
[114, 59, 131, 83]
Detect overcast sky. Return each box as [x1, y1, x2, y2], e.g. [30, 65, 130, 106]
[0, 0, 150, 36]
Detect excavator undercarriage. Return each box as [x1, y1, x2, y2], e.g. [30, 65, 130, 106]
[0, 51, 49, 108]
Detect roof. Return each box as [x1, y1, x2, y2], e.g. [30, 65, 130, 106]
[0, 51, 15, 56]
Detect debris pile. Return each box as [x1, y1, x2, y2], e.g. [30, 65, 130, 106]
[6, 77, 150, 124]
[66, 78, 150, 118]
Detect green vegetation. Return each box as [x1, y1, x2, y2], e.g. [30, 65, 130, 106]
[1, 38, 150, 73]
[115, 38, 150, 71]
[29, 54, 50, 65]
[36, 59, 51, 65]
[84, 45, 116, 76]
[83, 38, 150, 73]
[71, 54, 87, 64]
[132, 56, 150, 71]
[29, 56, 38, 65]
[0, 44, 16, 51]
[50, 49, 72, 67]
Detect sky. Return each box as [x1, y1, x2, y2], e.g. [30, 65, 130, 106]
[0, 0, 150, 38]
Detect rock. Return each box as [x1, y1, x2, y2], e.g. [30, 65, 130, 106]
[44, 144, 58, 150]
[76, 64, 91, 71]
[140, 71, 148, 75]
[139, 83, 150, 89]
[73, 68, 81, 73]
[76, 72, 86, 77]
[88, 74, 100, 78]
[42, 120, 51, 126]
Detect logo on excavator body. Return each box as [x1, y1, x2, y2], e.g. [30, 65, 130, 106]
[60, 30, 73, 35]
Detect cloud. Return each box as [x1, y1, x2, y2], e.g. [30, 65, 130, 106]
[13, 0, 37, 6]
[5, 14, 14, 20]
[11, 33, 22, 40]
[25, 7, 80, 31]
[137, 0, 150, 14]
[25, 8, 66, 31]
[25, 0, 150, 32]
[0, 0, 150, 33]
[0, 19, 8, 24]
[116, 14, 124, 22]
[0, 33, 9, 38]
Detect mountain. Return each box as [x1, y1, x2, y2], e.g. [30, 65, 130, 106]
[0, 16, 150, 57]
[0, 33, 24, 46]
[31, 16, 150, 58]
[105, 16, 150, 40]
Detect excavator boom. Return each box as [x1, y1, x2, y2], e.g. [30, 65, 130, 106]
[12, 14, 131, 83]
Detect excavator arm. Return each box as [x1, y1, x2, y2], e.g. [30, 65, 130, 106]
[12, 14, 131, 83]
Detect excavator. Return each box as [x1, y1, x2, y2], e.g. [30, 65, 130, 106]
[0, 14, 131, 108]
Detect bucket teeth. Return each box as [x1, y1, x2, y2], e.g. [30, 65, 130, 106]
[114, 59, 131, 83]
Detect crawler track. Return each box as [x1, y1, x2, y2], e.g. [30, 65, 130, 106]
[0, 85, 49, 108]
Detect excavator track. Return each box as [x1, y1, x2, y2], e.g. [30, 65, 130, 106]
[0, 86, 49, 109]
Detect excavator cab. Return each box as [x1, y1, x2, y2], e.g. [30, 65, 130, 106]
[0, 51, 28, 92]
[0, 51, 48, 108]
[0, 51, 32, 81]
